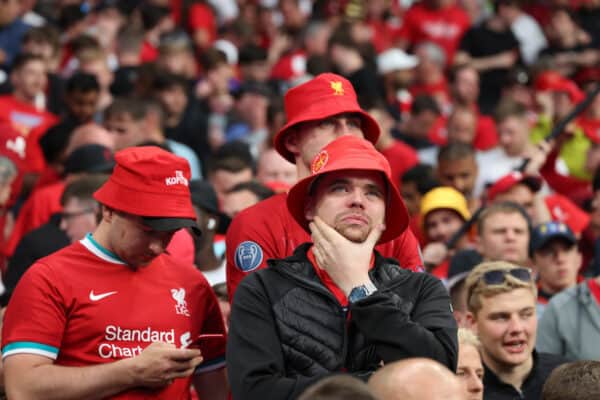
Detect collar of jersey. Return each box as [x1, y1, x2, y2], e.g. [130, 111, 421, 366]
[80, 233, 126, 265]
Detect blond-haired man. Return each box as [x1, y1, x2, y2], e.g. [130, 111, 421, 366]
[457, 328, 484, 400]
[465, 261, 566, 399]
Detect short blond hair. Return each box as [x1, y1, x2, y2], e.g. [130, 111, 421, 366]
[458, 328, 480, 349]
[465, 261, 536, 314]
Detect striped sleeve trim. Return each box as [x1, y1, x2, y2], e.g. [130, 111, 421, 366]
[2, 342, 59, 360]
[194, 355, 226, 374]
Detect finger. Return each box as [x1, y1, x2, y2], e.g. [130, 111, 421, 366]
[364, 222, 384, 247]
[169, 348, 202, 361]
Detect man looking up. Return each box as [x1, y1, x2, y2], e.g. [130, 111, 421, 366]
[227, 136, 457, 399]
[226, 73, 424, 301]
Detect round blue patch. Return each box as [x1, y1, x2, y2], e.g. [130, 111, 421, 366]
[234, 241, 263, 272]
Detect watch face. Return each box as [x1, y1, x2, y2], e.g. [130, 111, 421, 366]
[349, 285, 368, 303]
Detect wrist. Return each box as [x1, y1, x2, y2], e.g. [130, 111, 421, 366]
[347, 280, 378, 303]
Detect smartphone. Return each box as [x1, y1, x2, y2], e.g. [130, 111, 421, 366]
[189, 334, 226, 354]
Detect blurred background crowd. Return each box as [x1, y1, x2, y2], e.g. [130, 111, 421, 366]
[0, 0, 600, 398]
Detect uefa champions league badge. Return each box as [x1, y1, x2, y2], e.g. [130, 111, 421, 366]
[234, 241, 263, 272]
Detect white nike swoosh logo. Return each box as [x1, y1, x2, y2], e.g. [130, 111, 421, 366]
[89, 290, 118, 301]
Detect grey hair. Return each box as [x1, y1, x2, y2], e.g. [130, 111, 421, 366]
[415, 41, 447, 68]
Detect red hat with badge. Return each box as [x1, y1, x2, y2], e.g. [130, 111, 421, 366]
[274, 73, 381, 162]
[94, 146, 200, 234]
[286, 135, 408, 244]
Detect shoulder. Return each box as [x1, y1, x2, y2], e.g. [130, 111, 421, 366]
[228, 194, 286, 230]
[535, 351, 569, 372]
[546, 284, 581, 310]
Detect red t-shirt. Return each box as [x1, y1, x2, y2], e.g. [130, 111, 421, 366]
[226, 193, 424, 302]
[380, 139, 419, 189]
[2, 235, 226, 399]
[396, 2, 470, 63]
[0, 95, 57, 174]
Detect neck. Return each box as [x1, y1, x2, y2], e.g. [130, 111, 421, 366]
[295, 160, 310, 180]
[483, 351, 533, 391]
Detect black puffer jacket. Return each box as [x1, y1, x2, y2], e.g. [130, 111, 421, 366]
[227, 243, 458, 400]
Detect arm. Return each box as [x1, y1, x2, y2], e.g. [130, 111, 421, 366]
[4, 342, 202, 400]
[225, 201, 282, 302]
[193, 368, 228, 400]
[350, 275, 458, 370]
[227, 277, 322, 400]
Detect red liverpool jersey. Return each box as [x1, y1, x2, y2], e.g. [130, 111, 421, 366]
[2, 234, 226, 399]
[226, 193, 424, 301]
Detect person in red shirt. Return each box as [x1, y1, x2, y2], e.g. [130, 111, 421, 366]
[0, 53, 58, 179]
[2, 146, 228, 399]
[396, 0, 470, 64]
[226, 73, 424, 302]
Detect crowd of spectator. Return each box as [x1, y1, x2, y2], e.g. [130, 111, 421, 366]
[0, 0, 600, 398]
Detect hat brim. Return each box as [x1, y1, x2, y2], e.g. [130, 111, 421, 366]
[530, 232, 576, 255]
[142, 217, 202, 236]
[287, 167, 408, 244]
[274, 109, 381, 163]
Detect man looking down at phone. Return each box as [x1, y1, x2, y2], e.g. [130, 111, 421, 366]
[227, 136, 458, 400]
[2, 146, 228, 399]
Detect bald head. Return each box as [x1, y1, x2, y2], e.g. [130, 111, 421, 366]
[369, 358, 465, 400]
[66, 123, 115, 156]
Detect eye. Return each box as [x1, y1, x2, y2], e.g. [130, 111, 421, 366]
[318, 119, 335, 129]
[347, 117, 362, 129]
[366, 189, 383, 198]
[330, 184, 348, 193]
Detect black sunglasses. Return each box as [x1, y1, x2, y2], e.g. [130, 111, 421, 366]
[479, 268, 532, 286]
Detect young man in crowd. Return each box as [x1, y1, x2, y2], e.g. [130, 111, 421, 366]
[530, 221, 581, 316]
[2, 147, 228, 399]
[476, 202, 532, 267]
[227, 136, 457, 399]
[420, 186, 472, 279]
[226, 73, 424, 301]
[465, 261, 566, 399]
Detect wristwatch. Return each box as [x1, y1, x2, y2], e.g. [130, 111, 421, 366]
[348, 281, 378, 304]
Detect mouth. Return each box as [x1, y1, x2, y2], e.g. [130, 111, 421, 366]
[340, 214, 369, 225]
[503, 340, 527, 354]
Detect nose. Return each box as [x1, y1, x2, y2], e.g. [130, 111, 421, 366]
[507, 314, 524, 333]
[347, 187, 366, 208]
[467, 372, 483, 393]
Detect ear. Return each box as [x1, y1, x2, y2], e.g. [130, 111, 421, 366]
[283, 130, 300, 159]
[304, 196, 315, 222]
[465, 311, 478, 333]
[102, 206, 114, 223]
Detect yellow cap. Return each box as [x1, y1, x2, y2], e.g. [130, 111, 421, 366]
[420, 187, 471, 222]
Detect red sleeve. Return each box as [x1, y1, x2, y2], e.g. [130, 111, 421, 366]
[225, 208, 279, 303]
[2, 262, 67, 355]
[540, 149, 591, 202]
[375, 228, 424, 272]
[473, 115, 498, 151]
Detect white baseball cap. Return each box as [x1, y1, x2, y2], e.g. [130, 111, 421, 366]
[377, 48, 419, 74]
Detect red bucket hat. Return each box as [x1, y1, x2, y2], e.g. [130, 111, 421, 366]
[487, 171, 542, 202]
[274, 73, 381, 162]
[94, 146, 200, 234]
[534, 71, 584, 103]
[286, 135, 408, 244]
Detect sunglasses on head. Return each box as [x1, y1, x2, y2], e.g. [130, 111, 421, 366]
[479, 267, 532, 286]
